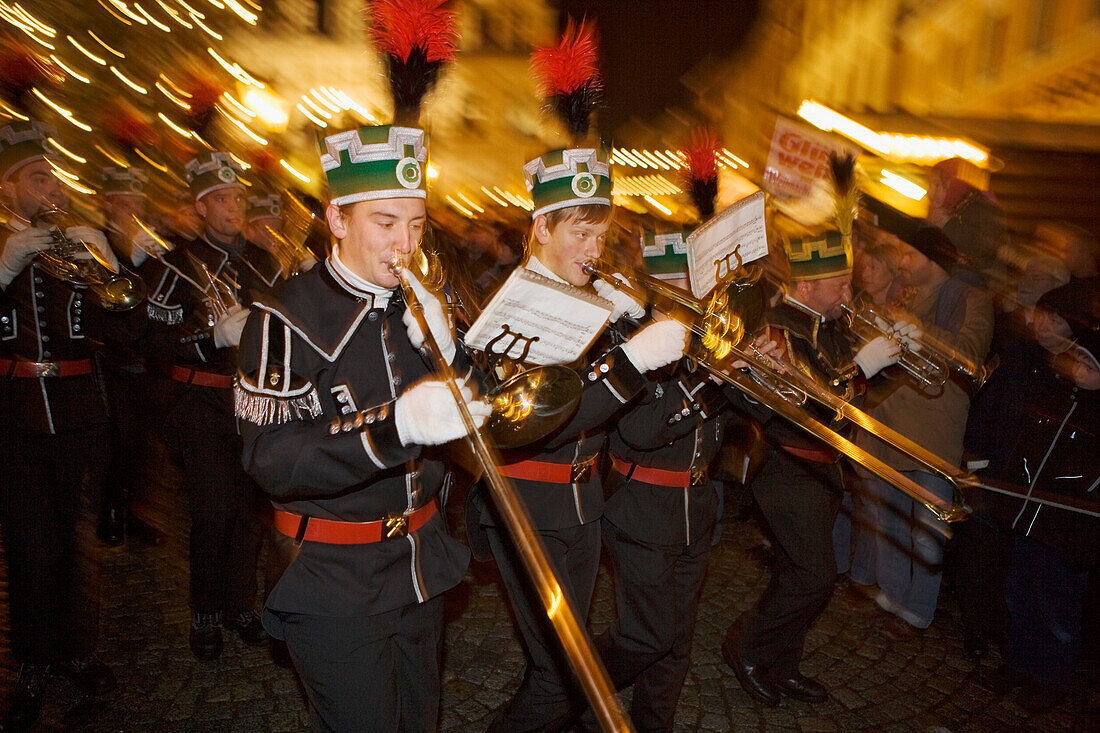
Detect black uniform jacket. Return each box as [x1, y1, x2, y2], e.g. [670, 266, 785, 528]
[759, 297, 861, 452]
[236, 259, 470, 617]
[143, 233, 279, 437]
[607, 364, 748, 547]
[0, 225, 143, 435]
[479, 318, 650, 531]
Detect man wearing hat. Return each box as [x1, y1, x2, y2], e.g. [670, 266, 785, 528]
[474, 144, 688, 732]
[856, 226, 992, 639]
[143, 151, 275, 660]
[235, 122, 491, 730]
[0, 121, 119, 730]
[246, 192, 316, 277]
[722, 231, 903, 706]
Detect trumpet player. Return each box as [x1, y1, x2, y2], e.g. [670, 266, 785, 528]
[722, 232, 903, 707]
[142, 151, 278, 661]
[246, 192, 317, 278]
[855, 226, 992, 638]
[0, 120, 122, 730]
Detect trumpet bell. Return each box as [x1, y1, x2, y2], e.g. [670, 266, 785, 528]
[485, 365, 583, 449]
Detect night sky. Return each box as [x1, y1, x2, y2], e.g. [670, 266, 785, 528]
[557, 0, 762, 134]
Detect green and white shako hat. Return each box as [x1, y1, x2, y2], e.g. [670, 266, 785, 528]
[319, 125, 427, 206]
[523, 147, 611, 219]
[185, 151, 245, 201]
[0, 120, 55, 183]
[784, 231, 852, 282]
[641, 230, 690, 281]
[247, 193, 282, 222]
[102, 166, 149, 197]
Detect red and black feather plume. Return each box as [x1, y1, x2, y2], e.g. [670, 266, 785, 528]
[530, 20, 602, 142]
[681, 128, 721, 221]
[368, 0, 459, 126]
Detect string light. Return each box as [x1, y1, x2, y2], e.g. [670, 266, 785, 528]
[49, 54, 91, 83]
[95, 144, 129, 167]
[96, 0, 133, 25]
[155, 80, 191, 109]
[295, 103, 327, 128]
[47, 137, 87, 163]
[481, 187, 508, 207]
[643, 195, 672, 215]
[110, 65, 148, 94]
[457, 192, 484, 213]
[445, 195, 474, 218]
[155, 0, 193, 28]
[67, 35, 106, 65]
[109, 0, 148, 25]
[279, 159, 311, 184]
[88, 30, 124, 57]
[134, 3, 172, 31]
[224, 114, 267, 145]
[157, 111, 192, 139]
[220, 91, 255, 118]
[30, 88, 92, 130]
[190, 13, 222, 39]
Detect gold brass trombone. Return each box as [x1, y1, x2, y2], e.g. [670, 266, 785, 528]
[390, 256, 632, 732]
[583, 261, 970, 526]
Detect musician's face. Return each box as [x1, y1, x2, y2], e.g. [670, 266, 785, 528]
[3, 158, 67, 220]
[531, 212, 610, 287]
[898, 244, 940, 286]
[196, 186, 246, 241]
[103, 193, 147, 229]
[800, 273, 852, 321]
[327, 196, 425, 289]
[1033, 308, 1073, 354]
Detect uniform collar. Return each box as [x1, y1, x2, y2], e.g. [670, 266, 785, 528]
[524, 255, 568, 284]
[327, 244, 393, 309]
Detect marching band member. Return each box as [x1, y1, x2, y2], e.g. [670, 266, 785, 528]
[143, 151, 274, 660]
[236, 3, 487, 729]
[246, 192, 317, 277]
[474, 26, 688, 732]
[722, 231, 900, 706]
[0, 121, 121, 731]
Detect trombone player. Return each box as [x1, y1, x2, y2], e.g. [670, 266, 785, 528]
[722, 231, 904, 706]
[0, 120, 122, 731]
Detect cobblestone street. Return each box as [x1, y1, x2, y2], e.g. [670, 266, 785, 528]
[1, 455, 1096, 732]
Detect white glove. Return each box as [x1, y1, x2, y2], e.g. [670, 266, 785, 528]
[593, 274, 646, 323]
[402, 269, 456, 364]
[130, 229, 163, 266]
[0, 226, 53, 287]
[891, 320, 923, 352]
[621, 319, 689, 373]
[854, 335, 901, 378]
[213, 304, 250, 349]
[298, 253, 318, 272]
[395, 378, 491, 446]
[65, 226, 120, 272]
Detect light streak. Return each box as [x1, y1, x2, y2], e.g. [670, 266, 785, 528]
[456, 192, 484, 213]
[88, 30, 124, 57]
[155, 80, 191, 109]
[47, 137, 87, 163]
[67, 35, 106, 65]
[279, 159, 310, 184]
[295, 103, 327, 128]
[643, 195, 672, 215]
[110, 66, 148, 94]
[49, 55, 90, 83]
[157, 112, 192, 138]
[225, 115, 267, 145]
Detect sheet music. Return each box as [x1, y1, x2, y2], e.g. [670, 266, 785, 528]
[686, 190, 768, 299]
[464, 268, 613, 365]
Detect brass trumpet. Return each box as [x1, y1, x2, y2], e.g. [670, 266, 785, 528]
[31, 206, 147, 312]
[390, 256, 632, 732]
[583, 262, 970, 526]
[842, 302, 997, 390]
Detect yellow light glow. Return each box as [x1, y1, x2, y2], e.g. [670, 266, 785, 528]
[30, 88, 92, 130]
[242, 87, 288, 131]
[94, 144, 129, 167]
[313, 87, 344, 112]
[133, 148, 169, 173]
[295, 103, 327, 128]
[225, 115, 267, 145]
[134, 3, 172, 32]
[49, 55, 90, 83]
[426, 165, 439, 180]
[156, 0, 193, 28]
[155, 80, 191, 109]
[68, 35, 106, 65]
[46, 159, 79, 181]
[445, 195, 473, 218]
[175, 0, 204, 19]
[300, 94, 332, 119]
[220, 92, 255, 118]
[158, 73, 191, 97]
[208, 49, 263, 88]
[457, 193, 484, 214]
[88, 30, 124, 57]
[47, 137, 86, 163]
[206, 0, 225, 9]
[190, 12, 222, 39]
[481, 186, 507, 206]
[109, 0, 147, 24]
[279, 159, 311, 184]
[880, 170, 926, 200]
[0, 101, 29, 121]
[547, 586, 563, 619]
[96, 0, 133, 24]
[224, 0, 258, 24]
[11, 3, 56, 36]
[110, 65, 148, 94]
[157, 112, 192, 139]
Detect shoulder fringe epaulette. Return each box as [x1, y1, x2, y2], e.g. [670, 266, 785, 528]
[147, 301, 183, 325]
[234, 382, 322, 426]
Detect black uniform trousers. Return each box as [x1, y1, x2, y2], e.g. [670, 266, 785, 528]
[174, 426, 261, 616]
[99, 364, 158, 526]
[485, 522, 601, 733]
[734, 448, 841, 677]
[269, 594, 444, 733]
[0, 426, 103, 664]
[595, 520, 712, 733]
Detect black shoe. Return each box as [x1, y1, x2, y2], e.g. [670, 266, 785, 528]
[225, 610, 268, 645]
[55, 654, 117, 696]
[190, 612, 223, 661]
[3, 663, 49, 732]
[98, 506, 125, 546]
[721, 639, 781, 706]
[770, 671, 828, 703]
